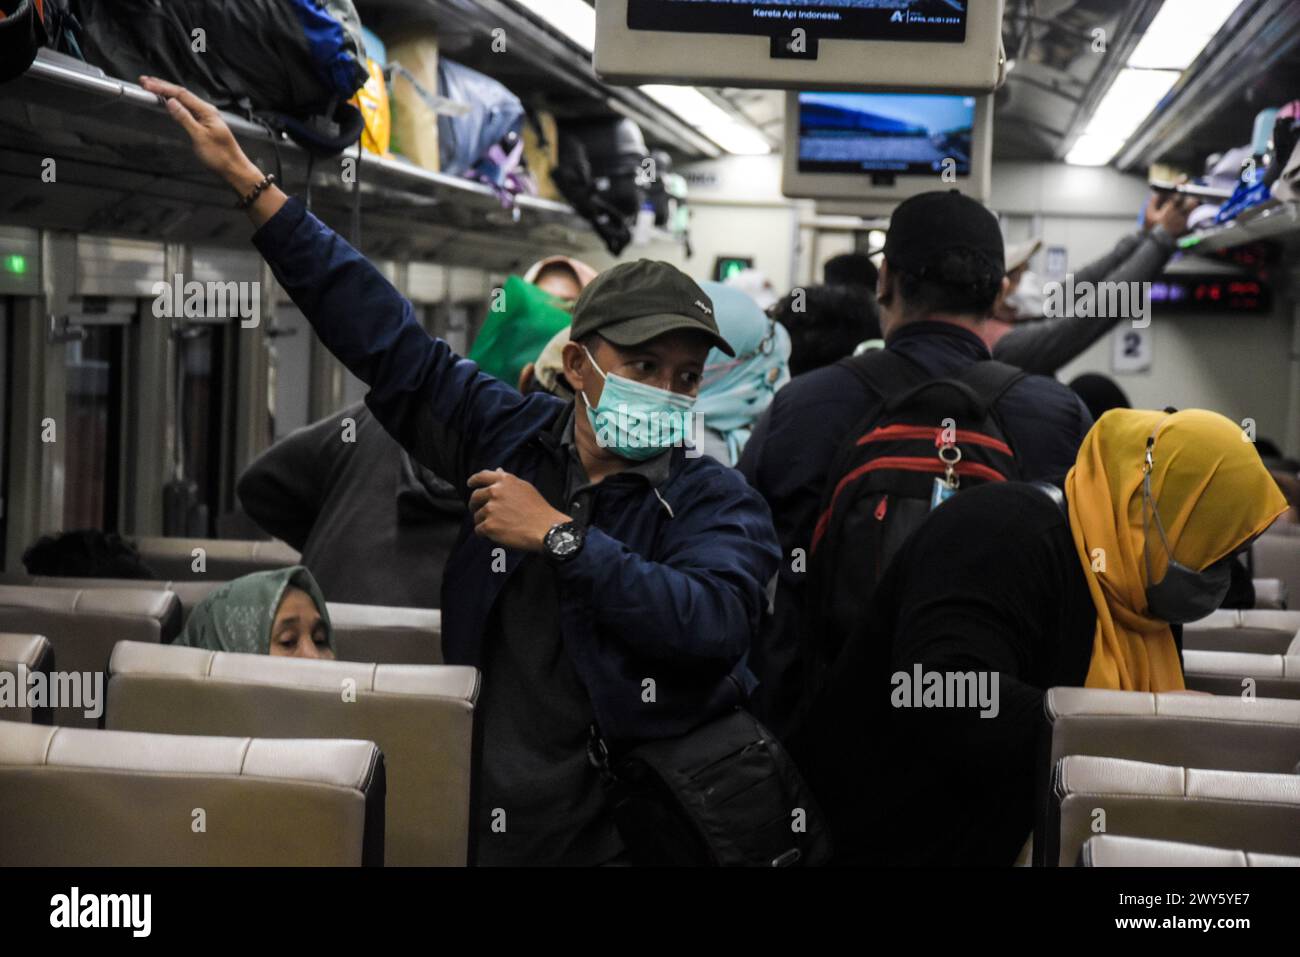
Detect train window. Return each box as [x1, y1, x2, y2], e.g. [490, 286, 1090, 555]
[0, 299, 8, 552]
[62, 324, 124, 531]
[172, 324, 227, 537]
[268, 305, 311, 441]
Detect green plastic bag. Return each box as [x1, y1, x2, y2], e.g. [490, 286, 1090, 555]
[468, 275, 572, 388]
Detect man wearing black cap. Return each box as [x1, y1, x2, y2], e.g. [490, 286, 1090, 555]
[739, 191, 1092, 737]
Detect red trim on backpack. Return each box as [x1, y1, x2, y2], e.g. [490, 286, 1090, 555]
[810, 456, 1007, 552]
[856, 423, 1013, 457]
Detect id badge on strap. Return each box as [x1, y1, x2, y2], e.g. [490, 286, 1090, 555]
[930, 476, 956, 510]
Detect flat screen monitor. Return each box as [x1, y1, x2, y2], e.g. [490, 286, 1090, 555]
[782, 91, 992, 203]
[595, 0, 1004, 92]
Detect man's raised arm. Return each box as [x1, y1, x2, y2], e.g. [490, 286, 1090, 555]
[141, 76, 547, 491]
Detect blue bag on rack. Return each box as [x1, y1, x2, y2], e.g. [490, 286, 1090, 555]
[437, 58, 525, 177]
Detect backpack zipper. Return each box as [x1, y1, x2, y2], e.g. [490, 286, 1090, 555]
[856, 424, 1013, 457]
[874, 495, 889, 521]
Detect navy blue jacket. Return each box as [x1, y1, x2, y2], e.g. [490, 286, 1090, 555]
[252, 198, 782, 742]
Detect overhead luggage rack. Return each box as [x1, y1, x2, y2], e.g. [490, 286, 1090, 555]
[0, 50, 593, 269]
[1177, 202, 1300, 255]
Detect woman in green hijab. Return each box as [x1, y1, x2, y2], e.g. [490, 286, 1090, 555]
[174, 565, 335, 659]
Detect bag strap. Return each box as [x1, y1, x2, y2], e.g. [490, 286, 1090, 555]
[824, 348, 930, 475]
[835, 348, 929, 402]
[953, 359, 1027, 411]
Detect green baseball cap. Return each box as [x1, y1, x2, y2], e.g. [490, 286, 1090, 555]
[569, 259, 735, 357]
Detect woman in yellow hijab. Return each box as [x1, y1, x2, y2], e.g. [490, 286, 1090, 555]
[1065, 408, 1288, 691]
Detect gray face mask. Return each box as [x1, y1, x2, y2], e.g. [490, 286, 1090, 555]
[1141, 439, 1233, 624]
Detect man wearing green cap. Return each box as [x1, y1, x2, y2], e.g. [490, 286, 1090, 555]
[145, 75, 781, 866]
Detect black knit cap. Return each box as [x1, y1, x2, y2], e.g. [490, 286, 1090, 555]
[883, 190, 1005, 282]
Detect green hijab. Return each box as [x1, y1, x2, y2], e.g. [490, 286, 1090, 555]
[467, 275, 572, 387]
[174, 566, 333, 655]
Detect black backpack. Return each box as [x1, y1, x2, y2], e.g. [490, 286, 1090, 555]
[804, 350, 1026, 693]
[551, 117, 649, 255]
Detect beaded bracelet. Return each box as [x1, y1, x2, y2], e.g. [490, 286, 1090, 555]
[236, 173, 276, 210]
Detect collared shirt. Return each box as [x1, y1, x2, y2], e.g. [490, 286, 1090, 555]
[560, 406, 672, 526]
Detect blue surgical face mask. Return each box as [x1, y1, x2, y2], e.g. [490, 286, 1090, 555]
[580, 347, 696, 461]
[1141, 441, 1233, 623]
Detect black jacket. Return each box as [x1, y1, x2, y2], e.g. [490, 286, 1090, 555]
[738, 320, 1093, 736]
[794, 483, 1097, 865]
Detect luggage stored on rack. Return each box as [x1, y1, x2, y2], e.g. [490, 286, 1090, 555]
[70, 0, 370, 155]
[551, 116, 651, 254]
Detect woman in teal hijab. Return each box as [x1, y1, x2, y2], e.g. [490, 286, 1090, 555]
[696, 281, 792, 466]
[174, 566, 335, 658]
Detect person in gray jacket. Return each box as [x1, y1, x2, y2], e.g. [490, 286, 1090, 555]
[988, 191, 1197, 376]
[237, 402, 465, 609]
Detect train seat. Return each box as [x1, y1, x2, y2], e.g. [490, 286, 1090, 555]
[1182, 609, 1300, 654]
[0, 633, 54, 724]
[1078, 834, 1300, 867]
[1182, 650, 1300, 699]
[1252, 578, 1289, 610]
[329, 602, 442, 665]
[0, 577, 442, 661]
[0, 722, 384, 865]
[1047, 755, 1300, 866]
[1255, 527, 1300, 608]
[106, 640, 477, 866]
[0, 585, 180, 727]
[1035, 687, 1300, 864]
[131, 536, 301, 580]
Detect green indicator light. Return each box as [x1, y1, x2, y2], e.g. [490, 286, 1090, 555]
[2, 254, 26, 275]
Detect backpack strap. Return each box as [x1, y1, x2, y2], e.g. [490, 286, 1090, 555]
[953, 359, 1027, 414]
[836, 348, 929, 403]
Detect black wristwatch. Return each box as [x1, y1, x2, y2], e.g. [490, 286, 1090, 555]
[543, 521, 585, 563]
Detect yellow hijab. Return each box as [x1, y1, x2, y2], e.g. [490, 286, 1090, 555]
[1064, 409, 1288, 691]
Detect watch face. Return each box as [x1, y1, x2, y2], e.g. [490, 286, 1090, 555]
[549, 524, 582, 558]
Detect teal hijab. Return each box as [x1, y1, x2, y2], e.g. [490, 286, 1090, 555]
[695, 281, 792, 465]
[174, 566, 333, 655]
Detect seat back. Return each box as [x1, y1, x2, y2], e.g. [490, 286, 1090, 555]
[1252, 578, 1289, 610]
[1255, 528, 1300, 610]
[329, 602, 443, 665]
[0, 577, 443, 663]
[1036, 687, 1300, 865]
[1181, 609, 1300, 655]
[1048, 755, 1300, 866]
[0, 722, 384, 865]
[0, 586, 180, 726]
[132, 536, 300, 580]
[0, 574, 222, 620]
[1, 576, 444, 657]
[1078, 834, 1300, 867]
[0, 633, 54, 724]
[1182, 650, 1300, 699]
[106, 640, 477, 866]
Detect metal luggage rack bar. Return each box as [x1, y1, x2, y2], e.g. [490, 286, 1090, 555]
[0, 50, 593, 267]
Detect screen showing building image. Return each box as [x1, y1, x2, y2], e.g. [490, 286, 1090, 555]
[627, 0, 967, 42]
[797, 92, 976, 175]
